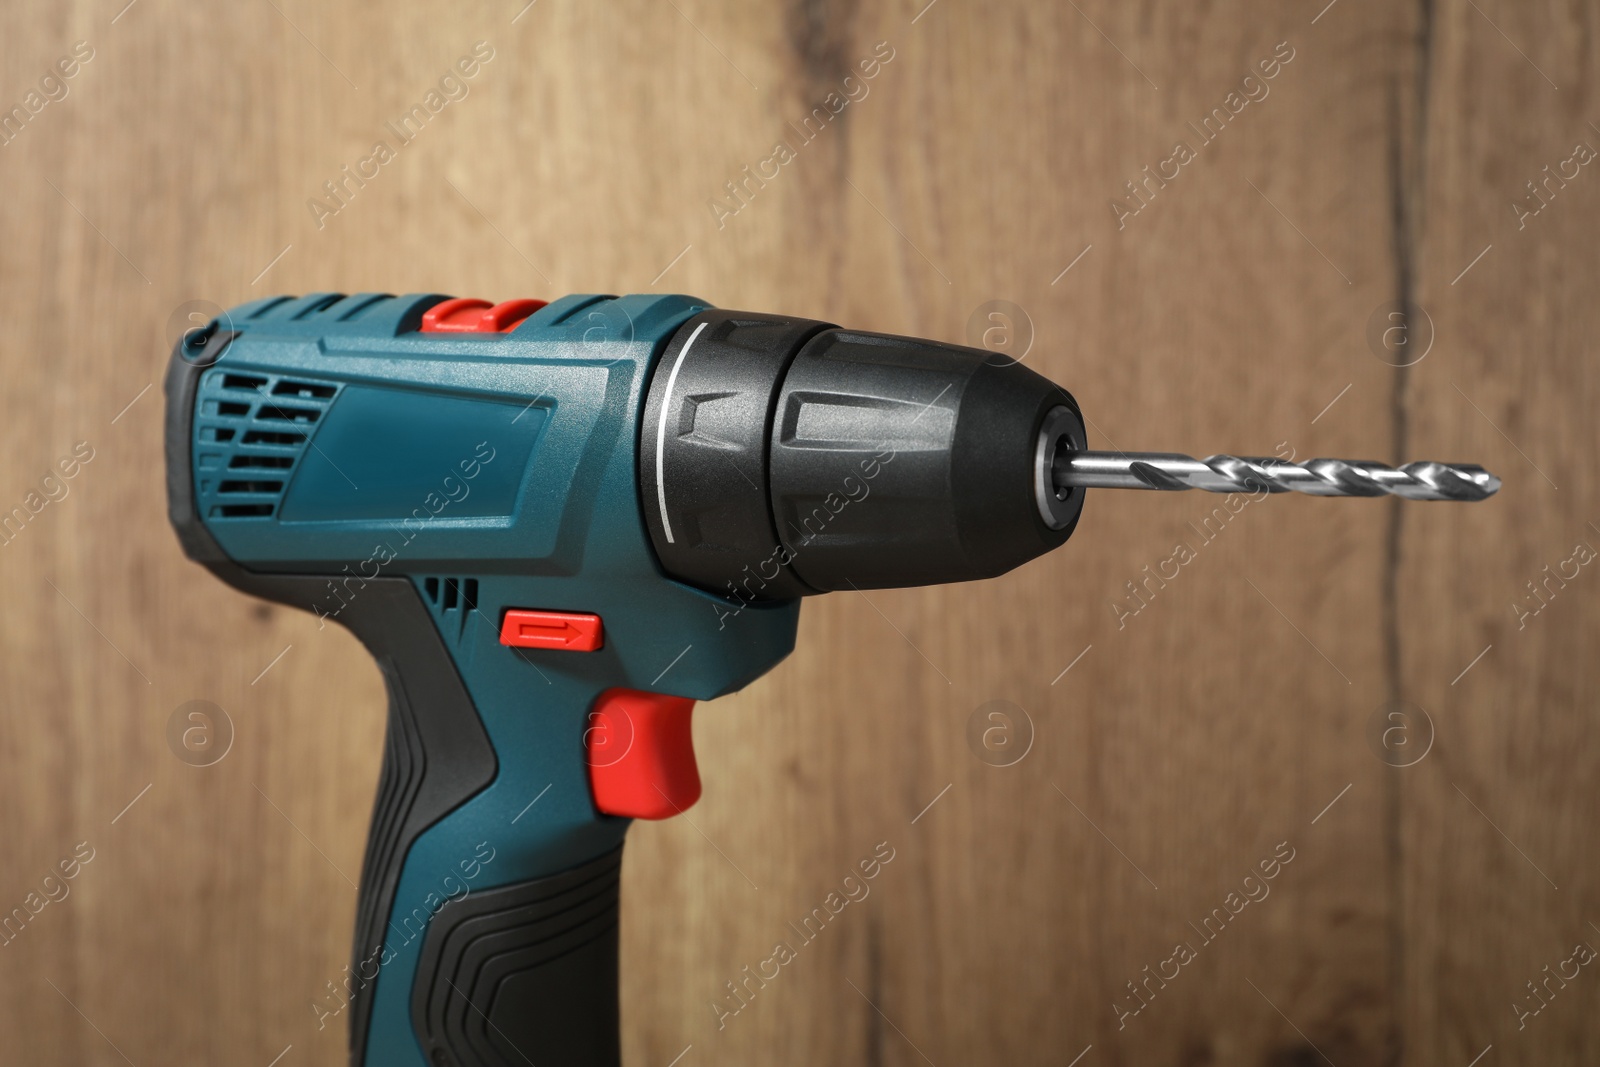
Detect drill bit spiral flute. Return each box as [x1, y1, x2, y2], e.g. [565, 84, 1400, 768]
[1056, 451, 1498, 501]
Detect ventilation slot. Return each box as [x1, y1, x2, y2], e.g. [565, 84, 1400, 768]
[422, 577, 479, 635]
[335, 294, 393, 321]
[229, 454, 293, 470]
[219, 479, 284, 494]
[443, 579, 479, 612]
[246, 296, 293, 319]
[222, 374, 268, 392]
[291, 294, 344, 319]
[241, 429, 306, 446]
[273, 380, 337, 400]
[214, 401, 251, 416]
[258, 405, 320, 424]
[215, 503, 275, 518]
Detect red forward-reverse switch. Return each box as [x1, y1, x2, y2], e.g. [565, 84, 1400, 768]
[585, 689, 701, 820]
[499, 609, 604, 652]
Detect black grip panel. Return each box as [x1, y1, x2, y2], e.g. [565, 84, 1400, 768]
[165, 347, 499, 1067]
[412, 849, 625, 1067]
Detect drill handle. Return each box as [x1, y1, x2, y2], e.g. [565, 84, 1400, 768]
[187, 562, 628, 1066]
[341, 583, 628, 1067]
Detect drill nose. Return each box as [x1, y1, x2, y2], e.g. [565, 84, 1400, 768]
[641, 310, 1089, 600]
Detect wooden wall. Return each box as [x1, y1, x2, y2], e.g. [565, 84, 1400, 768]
[0, 1, 1593, 1063]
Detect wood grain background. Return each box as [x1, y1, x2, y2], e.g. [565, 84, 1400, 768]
[0, 1, 1594, 1064]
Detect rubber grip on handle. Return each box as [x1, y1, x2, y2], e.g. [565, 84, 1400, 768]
[411, 848, 623, 1066]
[348, 622, 630, 1067]
[347, 632, 497, 1066]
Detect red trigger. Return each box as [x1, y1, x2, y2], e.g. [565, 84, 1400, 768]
[585, 689, 700, 820]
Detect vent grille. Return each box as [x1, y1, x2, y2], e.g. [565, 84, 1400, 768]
[422, 577, 480, 636]
[195, 369, 340, 520]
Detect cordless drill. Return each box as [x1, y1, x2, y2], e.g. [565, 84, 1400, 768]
[165, 292, 1496, 1067]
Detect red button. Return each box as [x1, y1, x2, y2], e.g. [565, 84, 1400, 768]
[500, 609, 604, 652]
[586, 689, 700, 820]
[421, 297, 548, 333]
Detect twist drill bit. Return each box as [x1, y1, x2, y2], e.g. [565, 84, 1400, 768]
[1054, 451, 1500, 501]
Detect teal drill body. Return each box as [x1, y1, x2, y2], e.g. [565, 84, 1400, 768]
[170, 292, 800, 1066]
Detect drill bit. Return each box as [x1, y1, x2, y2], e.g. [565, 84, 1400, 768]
[1054, 451, 1500, 501]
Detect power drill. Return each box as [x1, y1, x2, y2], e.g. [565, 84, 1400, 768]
[164, 291, 1497, 1067]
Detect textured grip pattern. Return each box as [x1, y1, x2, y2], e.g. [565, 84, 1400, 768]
[357, 665, 425, 960]
[349, 659, 429, 1055]
[412, 849, 624, 1067]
